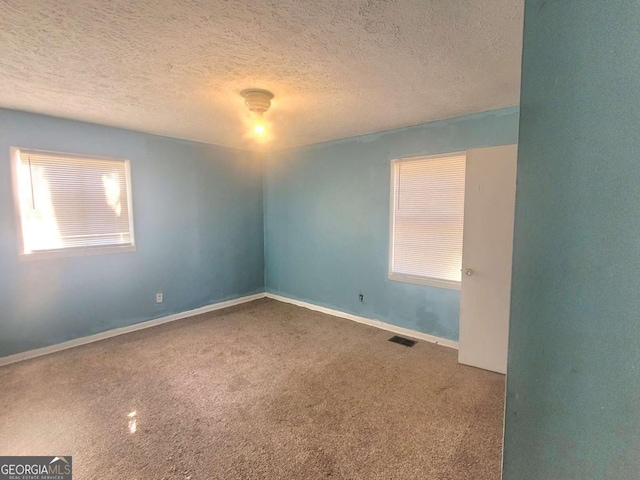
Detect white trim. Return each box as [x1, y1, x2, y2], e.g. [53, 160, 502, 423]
[0, 293, 266, 367]
[392, 150, 467, 165]
[123, 157, 136, 250]
[265, 293, 459, 350]
[388, 158, 397, 285]
[10, 147, 25, 257]
[388, 272, 461, 291]
[19, 244, 136, 261]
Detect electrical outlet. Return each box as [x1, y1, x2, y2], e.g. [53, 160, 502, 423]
[156, 292, 163, 304]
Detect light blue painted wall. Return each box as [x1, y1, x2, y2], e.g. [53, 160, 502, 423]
[503, 2, 640, 479]
[264, 108, 519, 341]
[0, 109, 264, 357]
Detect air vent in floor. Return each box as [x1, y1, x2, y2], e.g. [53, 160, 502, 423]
[388, 335, 417, 347]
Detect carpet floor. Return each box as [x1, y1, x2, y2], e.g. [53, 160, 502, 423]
[0, 298, 505, 479]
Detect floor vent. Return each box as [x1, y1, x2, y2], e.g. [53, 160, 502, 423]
[388, 335, 417, 347]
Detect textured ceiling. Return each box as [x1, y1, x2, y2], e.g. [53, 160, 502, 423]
[0, 1, 523, 151]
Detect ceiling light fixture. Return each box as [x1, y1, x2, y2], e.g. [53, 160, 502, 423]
[241, 89, 274, 138]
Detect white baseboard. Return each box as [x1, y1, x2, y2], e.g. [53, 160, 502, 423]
[265, 293, 459, 350]
[1, 291, 457, 367]
[0, 292, 266, 367]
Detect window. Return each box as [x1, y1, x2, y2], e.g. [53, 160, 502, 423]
[11, 148, 135, 259]
[389, 152, 466, 290]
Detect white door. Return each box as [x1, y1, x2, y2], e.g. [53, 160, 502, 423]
[458, 144, 518, 374]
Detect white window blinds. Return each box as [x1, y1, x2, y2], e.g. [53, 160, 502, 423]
[390, 153, 466, 287]
[13, 149, 135, 257]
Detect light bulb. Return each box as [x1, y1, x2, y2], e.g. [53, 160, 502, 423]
[253, 124, 265, 136]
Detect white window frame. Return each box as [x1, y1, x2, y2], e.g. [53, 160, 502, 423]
[10, 147, 136, 261]
[388, 152, 466, 291]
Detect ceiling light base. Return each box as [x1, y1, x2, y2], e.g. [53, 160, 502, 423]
[241, 89, 274, 115]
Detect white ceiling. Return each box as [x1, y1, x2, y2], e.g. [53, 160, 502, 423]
[0, 1, 523, 151]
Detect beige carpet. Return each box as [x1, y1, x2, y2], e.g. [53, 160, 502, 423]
[0, 298, 505, 479]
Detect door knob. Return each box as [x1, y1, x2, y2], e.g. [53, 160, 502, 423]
[464, 268, 474, 276]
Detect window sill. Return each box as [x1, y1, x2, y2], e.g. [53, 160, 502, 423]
[388, 272, 461, 291]
[19, 244, 136, 261]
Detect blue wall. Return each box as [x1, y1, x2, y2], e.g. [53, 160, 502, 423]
[503, 2, 640, 479]
[0, 106, 519, 357]
[0, 109, 264, 357]
[264, 108, 519, 341]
